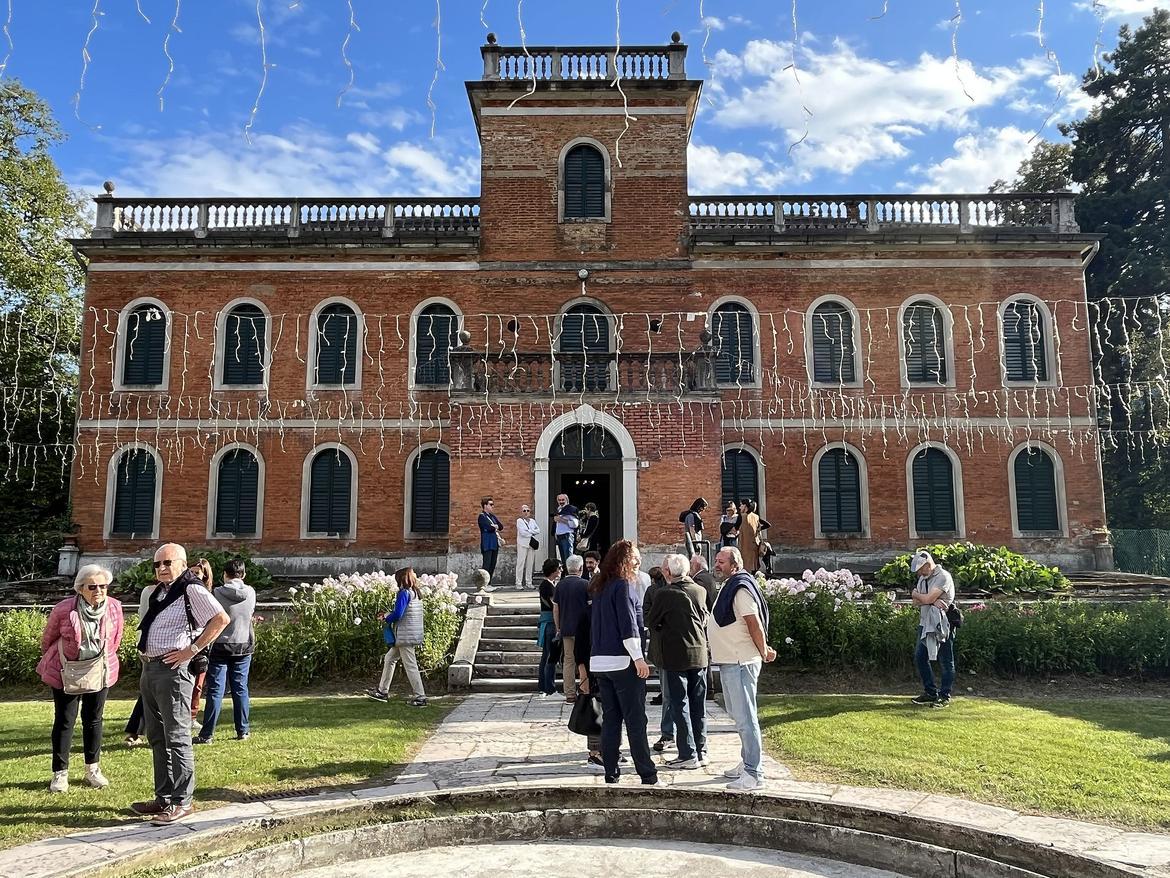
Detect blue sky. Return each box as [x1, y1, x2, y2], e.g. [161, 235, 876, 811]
[3, 0, 1163, 199]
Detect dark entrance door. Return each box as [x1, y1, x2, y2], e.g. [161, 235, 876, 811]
[548, 425, 622, 558]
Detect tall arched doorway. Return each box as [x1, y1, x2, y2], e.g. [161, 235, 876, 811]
[535, 404, 638, 557]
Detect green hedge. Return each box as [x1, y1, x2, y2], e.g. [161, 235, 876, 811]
[875, 542, 1071, 594]
[116, 547, 275, 594]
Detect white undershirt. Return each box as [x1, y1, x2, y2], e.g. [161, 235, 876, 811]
[590, 636, 644, 672]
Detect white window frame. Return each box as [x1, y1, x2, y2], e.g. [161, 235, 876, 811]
[708, 296, 763, 390]
[805, 294, 863, 389]
[300, 442, 359, 539]
[408, 297, 464, 392]
[306, 297, 365, 390]
[103, 443, 163, 540]
[557, 137, 612, 224]
[905, 442, 966, 540]
[811, 441, 870, 539]
[214, 298, 272, 391]
[897, 295, 957, 389]
[207, 442, 266, 539]
[114, 297, 172, 392]
[403, 441, 452, 539]
[998, 295, 1058, 389]
[1007, 440, 1068, 538]
[555, 297, 617, 392]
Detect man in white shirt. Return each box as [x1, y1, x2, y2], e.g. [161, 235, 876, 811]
[708, 546, 775, 791]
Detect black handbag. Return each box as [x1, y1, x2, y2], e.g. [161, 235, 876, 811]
[567, 691, 602, 737]
[946, 603, 964, 629]
[529, 536, 540, 550]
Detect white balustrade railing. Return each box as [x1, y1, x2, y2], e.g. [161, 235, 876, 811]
[481, 41, 686, 81]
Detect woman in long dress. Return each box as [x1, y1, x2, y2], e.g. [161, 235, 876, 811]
[738, 499, 761, 573]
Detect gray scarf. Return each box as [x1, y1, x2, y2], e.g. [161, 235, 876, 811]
[76, 597, 106, 661]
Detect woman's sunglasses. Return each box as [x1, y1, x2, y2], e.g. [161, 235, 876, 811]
[83, 583, 109, 591]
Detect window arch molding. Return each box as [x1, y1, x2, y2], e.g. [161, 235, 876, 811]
[1007, 440, 1068, 537]
[804, 294, 863, 388]
[708, 296, 763, 389]
[305, 296, 365, 390]
[403, 441, 453, 539]
[557, 137, 612, 223]
[206, 442, 266, 539]
[555, 297, 616, 392]
[904, 442, 965, 540]
[811, 441, 870, 538]
[720, 442, 767, 520]
[897, 295, 956, 389]
[997, 294, 1057, 388]
[214, 297, 272, 390]
[300, 442, 359, 539]
[103, 442, 163, 539]
[114, 297, 172, 391]
[408, 297, 464, 391]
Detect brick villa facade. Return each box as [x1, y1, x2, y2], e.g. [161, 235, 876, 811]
[69, 35, 1109, 578]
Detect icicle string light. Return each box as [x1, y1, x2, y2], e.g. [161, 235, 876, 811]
[336, 0, 360, 108]
[426, 0, 444, 138]
[71, 0, 104, 127]
[786, 0, 812, 154]
[243, 0, 270, 143]
[0, 0, 13, 80]
[949, 0, 974, 102]
[157, 0, 182, 110]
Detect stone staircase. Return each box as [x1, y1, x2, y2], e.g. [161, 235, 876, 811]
[470, 601, 543, 693]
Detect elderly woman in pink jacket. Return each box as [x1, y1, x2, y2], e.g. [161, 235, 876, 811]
[36, 563, 124, 793]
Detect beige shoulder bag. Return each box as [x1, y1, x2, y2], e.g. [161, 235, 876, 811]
[57, 635, 108, 695]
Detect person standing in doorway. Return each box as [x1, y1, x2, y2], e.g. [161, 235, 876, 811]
[478, 497, 504, 579]
[579, 502, 601, 553]
[536, 559, 563, 696]
[718, 500, 741, 550]
[194, 558, 255, 744]
[552, 493, 579, 566]
[515, 504, 541, 589]
[738, 500, 762, 574]
[553, 554, 589, 702]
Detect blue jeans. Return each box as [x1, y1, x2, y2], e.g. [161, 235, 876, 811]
[556, 533, 573, 566]
[198, 654, 252, 739]
[538, 637, 559, 695]
[658, 669, 674, 738]
[597, 664, 657, 783]
[719, 661, 763, 781]
[665, 668, 708, 760]
[915, 626, 956, 698]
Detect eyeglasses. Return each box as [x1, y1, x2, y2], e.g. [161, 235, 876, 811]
[153, 559, 178, 569]
[83, 583, 108, 591]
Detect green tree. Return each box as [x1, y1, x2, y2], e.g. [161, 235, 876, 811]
[0, 80, 88, 578]
[988, 140, 1072, 193]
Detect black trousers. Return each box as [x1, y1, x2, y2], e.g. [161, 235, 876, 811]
[597, 664, 657, 783]
[51, 686, 108, 772]
[481, 549, 499, 578]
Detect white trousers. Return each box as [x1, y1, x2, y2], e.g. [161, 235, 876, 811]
[515, 542, 537, 588]
[378, 645, 425, 698]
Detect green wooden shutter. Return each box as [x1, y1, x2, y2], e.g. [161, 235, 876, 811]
[411, 448, 450, 533]
[912, 448, 956, 533]
[713, 304, 756, 384]
[415, 305, 457, 386]
[811, 302, 856, 383]
[818, 448, 862, 533]
[564, 145, 605, 218]
[215, 449, 259, 535]
[1014, 448, 1059, 531]
[122, 304, 167, 386]
[903, 302, 946, 384]
[112, 449, 156, 536]
[721, 449, 759, 509]
[559, 305, 609, 391]
[309, 449, 352, 535]
[1003, 301, 1048, 382]
[315, 304, 358, 385]
[223, 304, 266, 386]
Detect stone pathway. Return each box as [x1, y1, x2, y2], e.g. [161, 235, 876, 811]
[3, 694, 1170, 877]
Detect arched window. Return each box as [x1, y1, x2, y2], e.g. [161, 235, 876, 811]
[307, 448, 353, 536]
[817, 447, 863, 534]
[1013, 447, 1060, 532]
[563, 144, 605, 219]
[712, 302, 756, 384]
[410, 448, 450, 534]
[911, 447, 957, 534]
[903, 300, 947, 385]
[721, 448, 759, 509]
[810, 301, 857, 384]
[558, 303, 611, 392]
[1002, 299, 1049, 382]
[111, 448, 157, 536]
[215, 448, 260, 536]
[121, 302, 168, 387]
[221, 303, 267, 386]
[414, 303, 459, 386]
[314, 302, 359, 386]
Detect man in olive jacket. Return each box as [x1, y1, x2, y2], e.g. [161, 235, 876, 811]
[645, 553, 710, 770]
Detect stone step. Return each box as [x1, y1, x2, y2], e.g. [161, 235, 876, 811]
[476, 650, 543, 664]
[479, 638, 541, 653]
[483, 613, 542, 627]
[479, 625, 538, 638]
[470, 676, 661, 692]
[475, 663, 544, 678]
[486, 602, 542, 615]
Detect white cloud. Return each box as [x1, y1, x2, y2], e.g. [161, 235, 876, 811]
[687, 143, 789, 192]
[910, 126, 1036, 192]
[701, 16, 726, 31]
[1077, 0, 1162, 18]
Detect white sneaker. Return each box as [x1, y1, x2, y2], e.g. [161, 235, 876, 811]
[49, 770, 68, 793]
[722, 762, 743, 779]
[697, 752, 710, 767]
[84, 764, 110, 789]
[665, 756, 700, 770]
[726, 774, 762, 792]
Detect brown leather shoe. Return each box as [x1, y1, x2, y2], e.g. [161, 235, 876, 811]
[129, 800, 166, 816]
[150, 803, 194, 825]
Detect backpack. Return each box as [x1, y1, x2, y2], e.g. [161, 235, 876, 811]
[946, 603, 963, 629]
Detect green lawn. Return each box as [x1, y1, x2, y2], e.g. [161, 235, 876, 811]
[759, 694, 1170, 829]
[0, 694, 451, 850]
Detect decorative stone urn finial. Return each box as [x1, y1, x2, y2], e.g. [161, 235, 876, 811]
[699, 328, 713, 347]
[486, 32, 497, 45]
[671, 31, 682, 44]
[457, 329, 472, 348]
[102, 180, 115, 195]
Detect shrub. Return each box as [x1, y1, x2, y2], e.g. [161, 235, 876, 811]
[875, 542, 1070, 594]
[0, 610, 48, 685]
[117, 547, 274, 594]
